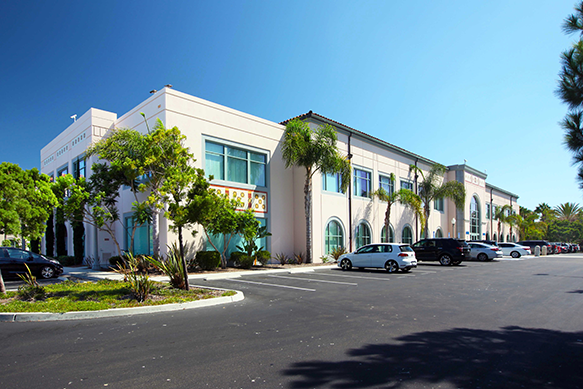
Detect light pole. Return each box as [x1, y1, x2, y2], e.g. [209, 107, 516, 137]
[451, 218, 456, 239]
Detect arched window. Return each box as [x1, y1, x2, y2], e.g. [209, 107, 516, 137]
[512, 234, 516, 243]
[500, 233, 504, 243]
[486, 232, 490, 241]
[324, 219, 344, 255]
[355, 221, 372, 249]
[470, 196, 481, 241]
[435, 228, 443, 238]
[402, 225, 413, 244]
[381, 225, 395, 243]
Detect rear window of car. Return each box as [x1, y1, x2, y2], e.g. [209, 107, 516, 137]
[399, 245, 413, 252]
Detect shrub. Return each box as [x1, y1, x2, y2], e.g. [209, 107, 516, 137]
[109, 255, 125, 268]
[230, 251, 246, 266]
[1, 239, 12, 247]
[293, 252, 305, 265]
[196, 251, 221, 271]
[113, 253, 153, 302]
[274, 252, 289, 265]
[57, 256, 76, 266]
[237, 254, 254, 269]
[17, 264, 46, 301]
[148, 251, 186, 289]
[256, 250, 271, 266]
[329, 246, 347, 261]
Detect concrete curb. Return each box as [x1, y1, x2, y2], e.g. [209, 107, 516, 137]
[0, 289, 244, 322]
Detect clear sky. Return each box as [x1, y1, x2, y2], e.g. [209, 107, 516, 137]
[0, 0, 580, 211]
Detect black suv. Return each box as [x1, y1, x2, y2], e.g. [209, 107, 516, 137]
[411, 238, 470, 265]
[516, 240, 552, 255]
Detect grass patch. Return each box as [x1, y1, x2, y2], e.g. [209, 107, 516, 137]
[0, 279, 236, 313]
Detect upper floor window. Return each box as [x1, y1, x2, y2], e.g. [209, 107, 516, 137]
[323, 173, 342, 193]
[205, 141, 266, 187]
[72, 155, 86, 179]
[400, 179, 413, 191]
[434, 197, 444, 212]
[354, 168, 371, 198]
[486, 203, 491, 219]
[379, 174, 394, 196]
[57, 165, 68, 177]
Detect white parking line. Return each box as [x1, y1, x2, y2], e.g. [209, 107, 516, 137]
[222, 278, 316, 292]
[311, 272, 394, 281]
[268, 275, 358, 286]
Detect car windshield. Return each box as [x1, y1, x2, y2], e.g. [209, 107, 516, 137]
[399, 245, 413, 252]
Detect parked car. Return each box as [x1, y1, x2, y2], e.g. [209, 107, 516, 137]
[497, 242, 531, 258]
[467, 242, 503, 261]
[469, 240, 499, 247]
[338, 243, 417, 273]
[516, 240, 553, 255]
[411, 238, 470, 266]
[0, 247, 63, 279]
[549, 242, 562, 254]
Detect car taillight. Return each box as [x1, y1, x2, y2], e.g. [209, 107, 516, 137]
[490, 247, 499, 251]
[456, 246, 463, 252]
[398, 253, 409, 257]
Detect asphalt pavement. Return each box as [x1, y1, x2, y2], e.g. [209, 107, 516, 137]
[1, 254, 583, 388]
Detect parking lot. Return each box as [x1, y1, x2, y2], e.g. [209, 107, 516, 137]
[2, 254, 583, 388]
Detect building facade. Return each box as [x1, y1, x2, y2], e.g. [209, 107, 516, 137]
[40, 87, 519, 266]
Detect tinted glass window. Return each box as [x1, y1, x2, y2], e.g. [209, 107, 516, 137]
[399, 245, 413, 252]
[7, 249, 29, 260]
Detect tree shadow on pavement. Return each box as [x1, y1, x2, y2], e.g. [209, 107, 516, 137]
[283, 326, 583, 388]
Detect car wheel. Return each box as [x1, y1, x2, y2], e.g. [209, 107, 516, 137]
[452, 260, 462, 266]
[40, 266, 55, 279]
[385, 260, 399, 273]
[439, 254, 452, 266]
[477, 253, 488, 262]
[511, 251, 521, 258]
[340, 259, 352, 271]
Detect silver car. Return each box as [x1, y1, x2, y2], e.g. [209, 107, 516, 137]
[467, 242, 503, 261]
[338, 243, 417, 273]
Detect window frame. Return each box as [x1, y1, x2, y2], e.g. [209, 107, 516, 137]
[400, 179, 413, 191]
[204, 138, 268, 188]
[353, 167, 372, 199]
[378, 174, 394, 197]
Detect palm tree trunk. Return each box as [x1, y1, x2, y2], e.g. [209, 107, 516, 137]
[384, 203, 391, 242]
[304, 167, 313, 263]
[178, 226, 189, 290]
[0, 270, 5, 293]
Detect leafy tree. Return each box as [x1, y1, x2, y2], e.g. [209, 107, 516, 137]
[372, 173, 424, 241]
[45, 212, 54, 257]
[282, 119, 351, 263]
[547, 219, 583, 242]
[554, 202, 582, 222]
[162, 163, 209, 290]
[87, 119, 193, 257]
[53, 165, 125, 258]
[409, 164, 465, 237]
[557, 2, 583, 188]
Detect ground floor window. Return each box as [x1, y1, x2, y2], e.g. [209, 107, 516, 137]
[125, 216, 153, 255]
[355, 222, 371, 249]
[402, 225, 413, 244]
[207, 217, 267, 259]
[435, 228, 443, 238]
[381, 225, 394, 243]
[324, 219, 344, 254]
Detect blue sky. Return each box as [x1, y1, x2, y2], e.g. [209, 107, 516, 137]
[0, 0, 580, 211]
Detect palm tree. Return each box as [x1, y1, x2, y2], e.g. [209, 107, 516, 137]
[554, 202, 582, 222]
[282, 119, 351, 263]
[372, 173, 424, 241]
[409, 164, 465, 237]
[494, 204, 512, 241]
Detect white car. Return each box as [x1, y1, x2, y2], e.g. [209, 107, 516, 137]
[338, 243, 417, 273]
[497, 242, 531, 258]
[467, 242, 503, 261]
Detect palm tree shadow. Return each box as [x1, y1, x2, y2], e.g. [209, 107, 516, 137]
[283, 326, 583, 388]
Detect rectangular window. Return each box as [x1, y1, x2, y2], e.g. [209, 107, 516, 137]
[72, 155, 86, 179]
[434, 197, 444, 212]
[379, 174, 394, 196]
[486, 203, 491, 219]
[400, 179, 413, 191]
[125, 216, 153, 255]
[57, 165, 68, 177]
[323, 173, 341, 193]
[205, 141, 266, 186]
[353, 168, 371, 198]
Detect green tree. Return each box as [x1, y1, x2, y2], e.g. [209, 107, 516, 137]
[87, 119, 193, 257]
[558, 2, 583, 188]
[282, 119, 351, 263]
[554, 202, 582, 222]
[409, 164, 465, 237]
[372, 173, 424, 241]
